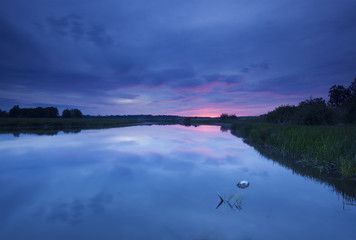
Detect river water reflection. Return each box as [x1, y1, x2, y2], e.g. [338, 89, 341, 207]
[0, 125, 355, 240]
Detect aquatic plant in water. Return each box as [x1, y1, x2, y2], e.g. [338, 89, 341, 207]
[216, 192, 243, 211]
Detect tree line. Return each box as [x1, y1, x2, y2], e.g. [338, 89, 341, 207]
[263, 78, 356, 125]
[220, 113, 238, 120]
[0, 105, 83, 118]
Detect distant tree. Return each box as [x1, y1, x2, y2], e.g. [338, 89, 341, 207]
[220, 113, 229, 120]
[9, 105, 22, 117]
[296, 97, 335, 125]
[8, 105, 59, 118]
[46, 107, 59, 118]
[328, 85, 351, 108]
[33, 107, 45, 117]
[71, 109, 83, 118]
[220, 113, 238, 120]
[262, 78, 356, 125]
[298, 97, 326, 108]
[221, 113, 228, 120]
[345, 78, 356, 123]
[349, 78, 356, 96]
[344, 97, 356, 123]
[229, 114, 238, 119]
[7, 105, 59, 118]
[265, 98, 335, 125]
[265, 105, 297, 124]
[62, 109, 72, 118]
[62, 108, 83, 118]
[0, 109, 8, 117]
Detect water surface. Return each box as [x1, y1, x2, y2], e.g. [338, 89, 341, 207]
[0, 125, 355, 240]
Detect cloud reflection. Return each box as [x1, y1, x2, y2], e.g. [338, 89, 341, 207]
[46, 192, 114, 225]
[0, 125, 355, 239]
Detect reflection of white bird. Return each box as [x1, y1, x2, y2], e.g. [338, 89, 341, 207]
[237, 180, 250, 189]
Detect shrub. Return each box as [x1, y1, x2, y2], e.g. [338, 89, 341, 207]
[295, 98, 335, 125]
[62, 109, 83, 118]
[220, 113, 238, 120]
[0, 109, 8, 117]
[265, 105, 297, 124]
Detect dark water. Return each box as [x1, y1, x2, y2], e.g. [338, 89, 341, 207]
[0, 125, 355, 240]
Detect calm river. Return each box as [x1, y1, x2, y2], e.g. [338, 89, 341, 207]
[0, 125, 355, 240]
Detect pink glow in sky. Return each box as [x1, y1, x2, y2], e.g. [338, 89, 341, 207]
[1, 0, 355, 116]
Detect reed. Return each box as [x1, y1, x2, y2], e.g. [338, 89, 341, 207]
[230, 122, 356, 179]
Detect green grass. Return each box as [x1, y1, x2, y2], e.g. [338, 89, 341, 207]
[230, 122, 356, 179]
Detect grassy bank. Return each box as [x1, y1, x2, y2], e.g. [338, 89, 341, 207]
[0, 117, 140, 129]
[0, 116, 221, 129]
[2, 117, 355, 180]
[230, 122, 356, 179]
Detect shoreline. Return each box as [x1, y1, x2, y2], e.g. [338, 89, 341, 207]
[1, 117, 355, 181]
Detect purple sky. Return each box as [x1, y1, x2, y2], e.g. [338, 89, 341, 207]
[1, 0, 356, 117]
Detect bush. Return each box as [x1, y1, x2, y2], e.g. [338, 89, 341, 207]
[295, 98, 335, 125]
[62, 109, 83, 118]
[265, 105, 297, 124]
[0, 109, 8, 117]
[264, 98, 336, 125]
[220, 113, 238, 120]
[345, 96, 356, 123]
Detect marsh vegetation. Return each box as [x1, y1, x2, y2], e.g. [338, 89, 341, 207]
[230, 122, 356, 180]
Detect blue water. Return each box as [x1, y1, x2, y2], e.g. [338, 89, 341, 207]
[0, 125, 355, 240]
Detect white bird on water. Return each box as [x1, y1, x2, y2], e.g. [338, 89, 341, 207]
[237, 180, 250, 189]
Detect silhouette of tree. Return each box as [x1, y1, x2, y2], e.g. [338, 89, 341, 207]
[46, 107, 59, 118]
[8, 106, 59, 118]
[349, 78, 356, 96]
[345, 78, 356, 123]
[265, 105, 297, 124]
[328, 85, 351, 108]
[62, 109, 72, 118]
[345, 98, 356, 123]
[71, 109, 83, 118]
[265, 98, 335, 125]
[62, 108, 83, 118]
[220, 113, 237, 120]
[0, 109, 8, 117]
[220, 113, 229, 120]
[296, 97, 335, 125]
[9, 105, 22, 117]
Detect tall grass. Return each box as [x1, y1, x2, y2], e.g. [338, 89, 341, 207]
[231, 122, 356, 179]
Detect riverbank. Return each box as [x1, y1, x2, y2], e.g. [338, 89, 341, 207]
[1, 117, 355, 180]
[0, 117, 220, 133]
[0, 117, 173, 129]
[230, 122, 356, 180]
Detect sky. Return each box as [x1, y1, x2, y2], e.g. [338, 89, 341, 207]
[1, 0, 356, 117]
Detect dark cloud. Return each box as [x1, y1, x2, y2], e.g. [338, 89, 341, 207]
[0, 17, 50, 74]
[47, 16, 71, 36]
[45, 14, 114, 46]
